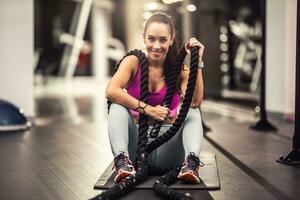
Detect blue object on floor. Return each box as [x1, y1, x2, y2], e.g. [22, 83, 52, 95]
[0, 99, 31, 132]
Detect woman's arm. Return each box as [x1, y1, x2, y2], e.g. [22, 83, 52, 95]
[180, 65, 204, 108]
[105, 55, 142, 110]
[180, 37, 205, 108]
[105, 55, 170, 121]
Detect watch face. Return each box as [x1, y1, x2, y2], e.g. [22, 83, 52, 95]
[198, 62, 204, 68]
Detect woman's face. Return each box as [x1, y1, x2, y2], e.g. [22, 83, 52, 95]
[143, 22, 174, 64]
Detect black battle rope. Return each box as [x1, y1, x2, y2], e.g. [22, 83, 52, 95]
[92, 47, 199, 200]
[146, 47, 199, 156]
[135, 49, 149, 168]
[153, 167, 193, 200]
[148, 47, 187, 138]
[149, 47, 198, 200]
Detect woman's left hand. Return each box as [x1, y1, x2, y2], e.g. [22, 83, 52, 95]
[185, 37, 205, 64]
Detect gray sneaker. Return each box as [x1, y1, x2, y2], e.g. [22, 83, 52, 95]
[177, 152, 204, 184]
[113, 152, 136, 183]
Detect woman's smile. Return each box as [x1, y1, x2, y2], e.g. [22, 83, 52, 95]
[151, 50, 165, 55]
[148, 48, 166, 61]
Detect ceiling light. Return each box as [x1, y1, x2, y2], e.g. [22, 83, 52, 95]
[186, 4, 196, 12]
[143, 2, 158, 11]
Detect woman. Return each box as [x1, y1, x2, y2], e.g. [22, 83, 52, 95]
[105, 12, 205, 184]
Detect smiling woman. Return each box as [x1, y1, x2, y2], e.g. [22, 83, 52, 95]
[144, 20, 174, 64]
[105, 12, 205, 185]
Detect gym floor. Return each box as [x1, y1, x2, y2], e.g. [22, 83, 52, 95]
[0, 77, 298, 200]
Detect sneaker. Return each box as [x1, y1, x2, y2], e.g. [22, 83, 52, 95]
[112, 152, 136, 183]
[177, 152, 204, 184]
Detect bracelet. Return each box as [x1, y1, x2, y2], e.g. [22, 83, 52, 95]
[134, 100, 148, 114]
[198, 61, 204, 69]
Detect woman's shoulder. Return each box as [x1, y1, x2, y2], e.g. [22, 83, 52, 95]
[117, 55, 140, 87]
[119, 55, 139, 74]
[123, 55, 139, 64]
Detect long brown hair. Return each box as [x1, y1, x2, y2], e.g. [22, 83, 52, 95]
[143, 12, 179, 83]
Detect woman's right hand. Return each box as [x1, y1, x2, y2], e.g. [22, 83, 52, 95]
[145, 105, 171, 122]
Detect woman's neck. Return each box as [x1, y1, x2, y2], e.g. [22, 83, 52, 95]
[148, 65, 165, 79]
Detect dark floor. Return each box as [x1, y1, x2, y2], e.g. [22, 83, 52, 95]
[0, 78, 299, 200]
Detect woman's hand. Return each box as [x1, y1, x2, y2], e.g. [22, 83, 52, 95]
[163, 114, 176, 124]
[185, 37, 205, 64]
[145, 105, 172, 122]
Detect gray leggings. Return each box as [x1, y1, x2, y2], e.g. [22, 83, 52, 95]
[108, 103, 203, 168]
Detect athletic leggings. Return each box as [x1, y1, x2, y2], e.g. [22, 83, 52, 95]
[108, 103, 203, 168]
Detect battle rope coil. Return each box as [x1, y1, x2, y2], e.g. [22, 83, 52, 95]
[92, 46, 199, 200]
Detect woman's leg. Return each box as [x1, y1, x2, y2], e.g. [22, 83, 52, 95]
[149, 124, 185, 167]
[108, 104, 203, 167]
[178, 107, 203, 183]
[108, 103, 138, 182]
[181, 107, 203, 158]
[108, 103, 138, 158]
[153, 107, 203, 167]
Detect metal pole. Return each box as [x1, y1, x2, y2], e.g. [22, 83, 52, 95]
[277, 0, 300, 165]
[250, 0, 277, 131]
[294, 0, 300, 150]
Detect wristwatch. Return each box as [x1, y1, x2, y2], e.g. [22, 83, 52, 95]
[198, 62, 204, 69]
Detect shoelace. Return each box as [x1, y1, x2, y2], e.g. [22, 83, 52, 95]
[112, 152, 132, 170]
[187, 153, 204, 170]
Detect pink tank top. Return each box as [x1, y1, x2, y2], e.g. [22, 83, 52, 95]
[127, 65, 180, 118]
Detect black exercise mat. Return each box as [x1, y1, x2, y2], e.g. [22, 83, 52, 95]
[94, 151, 220, 189]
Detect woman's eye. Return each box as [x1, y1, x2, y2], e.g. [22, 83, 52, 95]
[148, 37, 155, 41]
[160, 39, 167, 43]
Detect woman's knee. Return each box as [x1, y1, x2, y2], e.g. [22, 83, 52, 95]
[110, 103, 127, 112]
[186, 107, 202, 121]
[108, 103, 132, 121]
[109, 103, 129, 116]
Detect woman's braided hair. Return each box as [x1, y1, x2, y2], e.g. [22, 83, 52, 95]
[94, 12, 200, 200]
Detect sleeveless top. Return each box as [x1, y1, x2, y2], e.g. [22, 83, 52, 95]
[127, 65, 180, 118]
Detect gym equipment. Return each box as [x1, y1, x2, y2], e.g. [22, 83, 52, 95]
[250, 0, 277, 132]
[277, 1, 300, 165]
[94, 151, 220, 190]
[0, 99, 31, 132]
[59, 0, 93, 78]
[58, 0, 125, 81]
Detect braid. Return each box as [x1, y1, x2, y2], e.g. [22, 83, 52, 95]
[91, 46, 199, 200]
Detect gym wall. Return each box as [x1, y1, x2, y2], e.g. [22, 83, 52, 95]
[0, 0, 34, 117]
